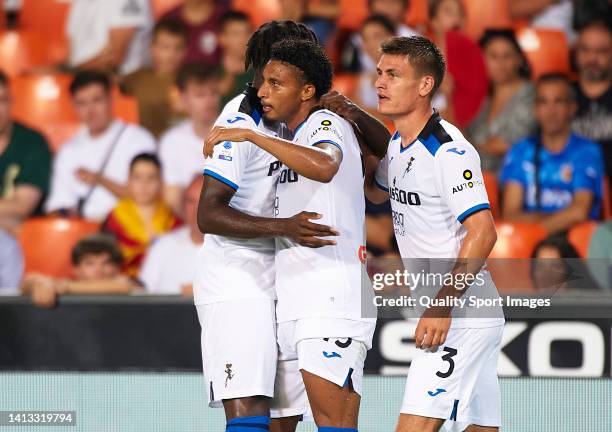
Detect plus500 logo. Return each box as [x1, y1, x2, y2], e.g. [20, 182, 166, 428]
[389, 187, 421, 206]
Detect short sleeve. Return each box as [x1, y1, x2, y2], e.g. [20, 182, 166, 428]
[374, 153, 389, 191]
[499, 142, 528, 188]
[434, 142, 490, 223]
[304, 112, 344, 153]
[573, 143, 604, 194]
[203, 112, 258, 191]
[109, 0, 150, 28]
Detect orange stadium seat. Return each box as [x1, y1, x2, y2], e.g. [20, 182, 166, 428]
[151, 0, 184, 18]
[332, 73, 358, 96]
[20, 0, 70, 64]
[0, 30, 49, 77]
[10, 74, 139, 151]
[18, 217, 101, 278]
[462, 0, 513, 41]
[568, 221, 598, 259]
[406, 0, 429, 29]
[232, 0, 282, 28]
[490, 221, 548, 259]
[517, 28, 570, 79]
[483, 171, 499, 219]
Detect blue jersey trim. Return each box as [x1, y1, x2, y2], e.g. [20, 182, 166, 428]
[391, 130, 400, 140]
[312, 139, 343, 153]
[420, 133, 443, 156]
[203, 169, 238, 191]
[457, 203, 490, 223]
[251, 108, 262, 125]
[374, 177, 388, 192]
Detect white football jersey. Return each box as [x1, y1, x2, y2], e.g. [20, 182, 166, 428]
[375, 112, 504, 327]
[194, 87, 285, 305]
[274, 109, 376, 327]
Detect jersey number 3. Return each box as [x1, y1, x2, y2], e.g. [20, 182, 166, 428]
[435, 347, 458, 378]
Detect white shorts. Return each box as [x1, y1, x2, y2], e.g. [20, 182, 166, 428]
[270, 318, 374, 419]
[401, 325, 504, 431]
[196, 299, 277, 408]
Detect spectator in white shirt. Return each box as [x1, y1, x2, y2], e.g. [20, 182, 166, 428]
[66, 0, 153, 75]
[45, 70, 156, 221]
[159, 64, 220, 216]
[139, 175, 204, 296]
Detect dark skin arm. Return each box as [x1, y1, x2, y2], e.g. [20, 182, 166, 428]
[415, 209, 498, 349]
[197, 176, 338, 248]
[318, 91, 391, 159]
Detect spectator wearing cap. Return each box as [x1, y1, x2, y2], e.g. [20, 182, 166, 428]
[21, 234, 139, 308]
[468, 29, 536, 174]
[140, 175, 203, 296]
[121, 18, 188, 138]
[67, 0, 154, 75]
[103, 153, 181, 277]
[500, 73, 604, 234]
[45, 71, 156, 221]
[0, 71, 51, 230]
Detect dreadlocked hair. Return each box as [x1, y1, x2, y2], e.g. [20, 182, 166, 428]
[245, 20, 318, 72]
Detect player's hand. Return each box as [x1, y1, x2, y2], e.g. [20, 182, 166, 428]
[282, 211, 339, 248]
[75, 168, 99, 186]
[203, 126, 252, 158]
[414, 307, 452, 349]
[318, 91, 359, 122]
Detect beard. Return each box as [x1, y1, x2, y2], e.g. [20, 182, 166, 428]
[579, 64, 612, 82]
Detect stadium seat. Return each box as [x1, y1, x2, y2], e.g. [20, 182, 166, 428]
[11, 74, 139, 151]
[332, 73, 358, 97]
[483, 171, 499, 219]
[151, 0, 184, 18]
[568, 221, 599, 259]
[0, 30, 49, 77]
[406, 0, 429, 29]
[490, 221, 548, 259]
[20, 0, 70, 64]
[338, 0, 369, 31]
[516, 28, 570, 79]
[18, 217, 101, 278]
[462, 0, 513, 41]
[232, 0, 282, 28]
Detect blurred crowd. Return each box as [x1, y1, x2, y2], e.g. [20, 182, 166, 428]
[0, 0, 611, 306]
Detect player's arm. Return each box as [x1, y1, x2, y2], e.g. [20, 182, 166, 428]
[198, 176, 338, 247]
[204, 127, 342, 183]
[319, 91, 390, 158]
[364, 152, 389, 204]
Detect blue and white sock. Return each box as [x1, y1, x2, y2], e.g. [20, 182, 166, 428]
[226, 415, 270, 431]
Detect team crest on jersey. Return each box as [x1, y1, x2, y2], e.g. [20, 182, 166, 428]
[560, 164, 573, 183]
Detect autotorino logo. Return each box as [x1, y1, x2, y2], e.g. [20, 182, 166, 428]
[452, 169, 483, 194]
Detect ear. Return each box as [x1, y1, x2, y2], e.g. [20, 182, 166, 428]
[418, 75, 435, 98]
[301, 84, 317, 102]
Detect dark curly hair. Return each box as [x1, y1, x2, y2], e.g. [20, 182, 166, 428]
[245, 20, 318, 72]
[269, 39, 333, 98]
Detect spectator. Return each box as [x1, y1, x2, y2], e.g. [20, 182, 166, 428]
[508, 0, 575, 43]
[0, 229, 23, 292]
[162, 0, 229, 66]
[160, 64, 221, 215]
[573, 1, 612, 33]
[21, 234, 138, 308]
[500, 73, 605, 234]
[67, 0, 154, 75]
[468, 29, 536, 174]
[45, 71, 156, 221]
[217, 11, 255, 106]
[279, 0, 340, 45]
[122, 18, 188, 138]
[103, 153, 181, 277]
[531, 233, 599, 291]
[0, 71, 51, 230]
[572, 19, 612, 181]
[427, 0, 488, 127]
[353, 15, 396, 113]
[140, 175, 204, 296]
[587, 221, 612, 290]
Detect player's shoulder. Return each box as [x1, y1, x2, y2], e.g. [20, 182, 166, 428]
[216, 89, 262, 129]
[424, 118, 477, 160]
[302, 109, 347, 141]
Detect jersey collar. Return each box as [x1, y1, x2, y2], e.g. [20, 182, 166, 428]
[398, 109, 441, 153]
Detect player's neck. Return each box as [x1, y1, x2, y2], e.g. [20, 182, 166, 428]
[541, 128, 571, 153]
[394, 105, 434, 147]
[287, 99, 318, 132]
